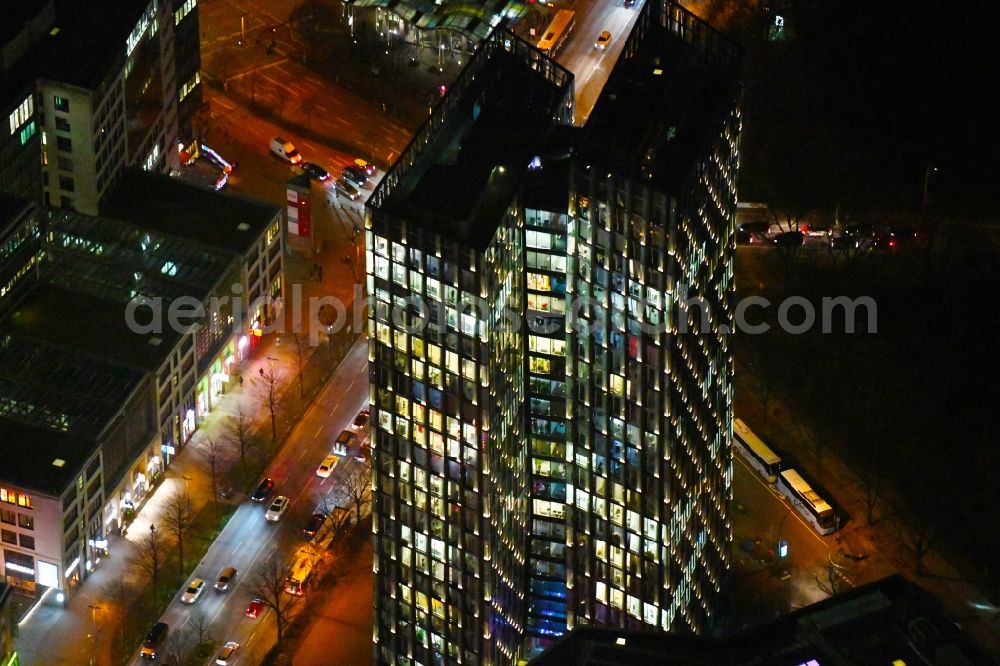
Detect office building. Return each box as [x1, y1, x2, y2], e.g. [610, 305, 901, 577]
[528, 575, 998, 666]
[0, 582, 17, 666]
[366, 1, 741, 663]
[1, 0, 202, 214]
[0, 170, 281, 599]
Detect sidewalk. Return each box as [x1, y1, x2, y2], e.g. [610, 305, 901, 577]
[15, 299, 361, 666]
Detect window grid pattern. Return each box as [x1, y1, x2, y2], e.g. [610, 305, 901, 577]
[368, 205, 528, 665]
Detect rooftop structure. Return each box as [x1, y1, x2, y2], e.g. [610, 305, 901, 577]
[101, 169, 281, 256]
[372, 36, 573, 249]
[528, 575, 998, 666]
[0, 0, 149, 101]
[0, 418, 97, 496]
[579, 3, 741, 193]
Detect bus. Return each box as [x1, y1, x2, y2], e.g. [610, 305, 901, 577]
[537, 10, 576, 57]
[733, 418, 783, 483]
[284, 548, 320, 596]
[777, 469, 837, 536]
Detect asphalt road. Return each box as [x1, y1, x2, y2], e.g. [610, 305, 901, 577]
[125, 337, 370, 666]
[554, 0, 644, 126]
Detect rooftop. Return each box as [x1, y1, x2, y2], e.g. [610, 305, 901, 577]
[1, 0, 149, 105]
[3, 282, 180, 372]
[529, 575, 997, 666]
[101, 169, 280, 256]
[0, 417, 95, 496]
[579, 1, 740, 194]
[346, 0, 511, 40]
[373, 32, 573, 251]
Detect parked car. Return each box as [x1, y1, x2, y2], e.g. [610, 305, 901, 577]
[265, 496, 290, 522]
[354, 158, 377, 176]
[594, 30, 612, 50]
[336, 178, 360, 200]
[341, 165, 368, 188]
[300, 162, 330, 181]
[140, 622, 169, 659]
[772, 231, 804, 248]
[181, 578, 206, 604]
[245, 597, 264, 618]
[736, 221, 770, 244]
[250, 477, 274, 502]
[215, 566, 237, 591]
[215, 641, 240, 665]
[316, 455, 338, 478]
[302, 512, 327, 537]
[269, 137, 302, 164]
[333, 430, 359, 456]
[352, 408, 371, 430]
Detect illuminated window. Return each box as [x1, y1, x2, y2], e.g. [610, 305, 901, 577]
[174, 0, 197, 24]
[179, 72, 201, 101]
[8, 95, 33, 134]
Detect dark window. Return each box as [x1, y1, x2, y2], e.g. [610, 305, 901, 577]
[56, 136, 72, 152]
[54, 95, 69, 112]
[58, 156, 73, 171]
[17, 514, 33, 530]
[59, 176, 74, 192]
[62, 196, 74, 211]
[55, 116, 70, 132]
[0, 530, 15, 545]
[19, 534, 35, 550]
[0, 509, 13, 525]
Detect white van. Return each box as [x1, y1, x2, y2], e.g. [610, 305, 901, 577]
[270, 137, 302, 164]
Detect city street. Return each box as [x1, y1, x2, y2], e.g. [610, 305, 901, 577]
[121, 336, 370, 666]
[554, 0, 643, 126]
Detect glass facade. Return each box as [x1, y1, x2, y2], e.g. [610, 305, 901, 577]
[369, 6, 740, 663]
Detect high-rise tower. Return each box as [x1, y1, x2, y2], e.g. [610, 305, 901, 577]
[367, 3, 741, 663]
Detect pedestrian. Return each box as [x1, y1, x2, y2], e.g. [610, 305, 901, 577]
[239, 375, 244, 387]
[259, 367, 264, 377]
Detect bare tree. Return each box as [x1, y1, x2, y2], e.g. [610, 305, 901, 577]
[202, 436, 223, 517]
[336, 466, 372, 524]
[255, 366, 279, 442]
[160, 628, 191, 666]
[133, 524, 168, 600]
[250, 554, 302, 647]
[227, 405, 256, 480]
[103, 579, 134, 661]
[187, 607, 212, 646]
[163, 486, 194, 582]
[899, 510, 943, 577]
[286, 333, 309, 399]
[814, 555, 848, 597]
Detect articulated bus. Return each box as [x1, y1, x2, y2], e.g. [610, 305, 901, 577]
[537, 10, 577, 57]
[733, 418, 783, 483]
[777, 469, 837, 536]
[285, 548, 320, 596]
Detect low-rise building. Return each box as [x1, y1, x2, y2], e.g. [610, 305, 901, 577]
[0, 169, 281, 599]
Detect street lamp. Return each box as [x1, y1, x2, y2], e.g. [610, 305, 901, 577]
[922, 163, 938, 210]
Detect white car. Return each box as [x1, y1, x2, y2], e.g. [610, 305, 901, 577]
[265, 496, 290, 522]
[216, 641, 240, 664]
[316, 455, 338, 478]
[181, 578, 206, 604]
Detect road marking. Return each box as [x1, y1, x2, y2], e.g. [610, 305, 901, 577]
[315, 423, 324, 438]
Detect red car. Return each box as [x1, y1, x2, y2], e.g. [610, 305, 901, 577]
[245, 597, 264, 618]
